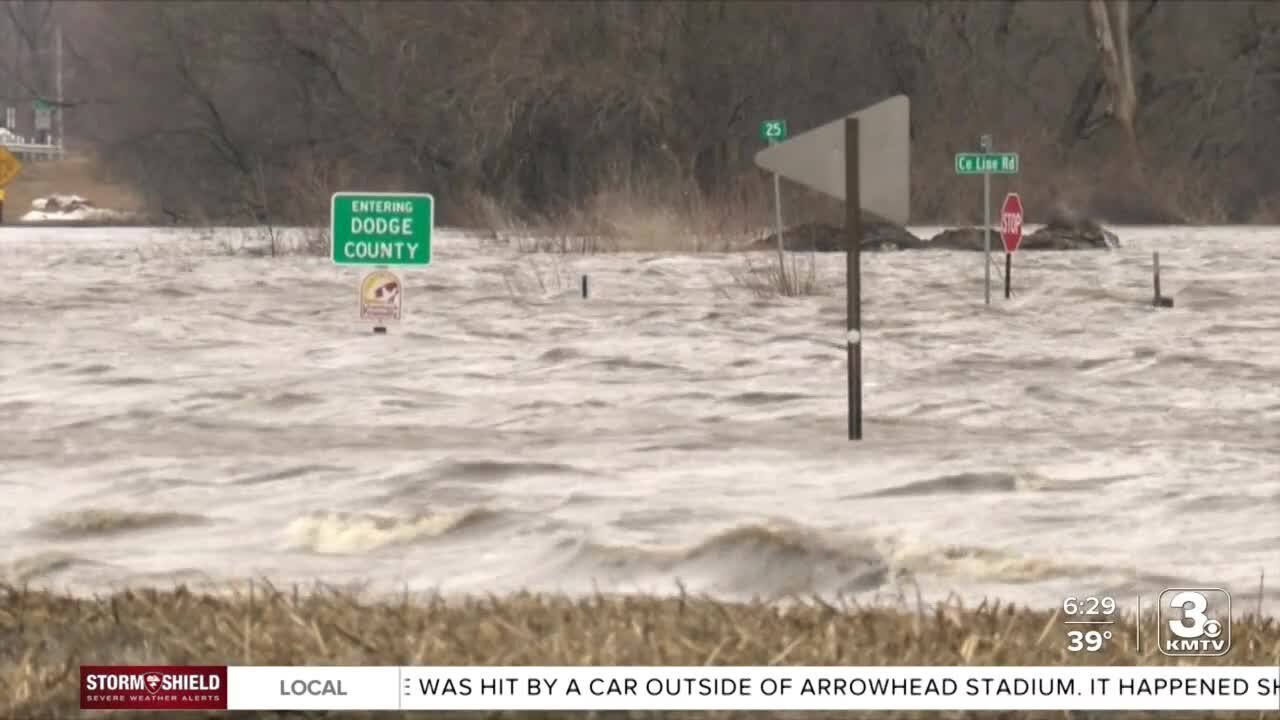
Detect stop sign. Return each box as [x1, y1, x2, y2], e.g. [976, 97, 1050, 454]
[1001, 193, 1024, 253]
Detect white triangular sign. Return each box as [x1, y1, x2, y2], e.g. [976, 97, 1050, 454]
[754, 95, 910, 225]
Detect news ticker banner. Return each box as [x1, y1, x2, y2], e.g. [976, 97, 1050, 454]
[81, 665, 1280, 712]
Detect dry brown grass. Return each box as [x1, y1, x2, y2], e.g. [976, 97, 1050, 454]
[500, 255, 579, 298]
[3, 584, 1279, 719]
[2, 155, 144, 220]
[726, 253, 823, 298]
[470, 174, 773, 256]
[472, 176, 828, 297]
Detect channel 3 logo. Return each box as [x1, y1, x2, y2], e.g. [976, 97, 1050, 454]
[1158, 588, 1231, 657]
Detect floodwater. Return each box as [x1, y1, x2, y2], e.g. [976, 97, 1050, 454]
[2, 225, 1277, 616]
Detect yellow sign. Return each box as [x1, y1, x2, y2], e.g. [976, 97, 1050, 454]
[359, 270, 402, 323]
[0, 147, 21, 187]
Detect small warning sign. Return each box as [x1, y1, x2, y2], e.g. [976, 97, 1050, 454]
[0, 146, 22, 188]
[359, 270, 402, 323]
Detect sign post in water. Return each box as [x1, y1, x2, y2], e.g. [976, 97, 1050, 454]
[1000, 192, 1024, 299]
[760, 119, 790, 292]
[955, 137, 1020, 305]
[331, 192, 434, 266]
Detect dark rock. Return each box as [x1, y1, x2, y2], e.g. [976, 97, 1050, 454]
[750, 217, 1120, 254]
[752, 221, 927, 252]
[1022, 217, 1119, 250]
[926, 227, 1001, 251]
[927, 219, 1120, 251]
[861, 220, 929, 250]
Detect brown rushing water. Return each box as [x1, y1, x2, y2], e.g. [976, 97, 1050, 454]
[2, 226, 1277, 614]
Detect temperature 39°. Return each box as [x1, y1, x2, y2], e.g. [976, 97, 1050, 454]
[1066, 628, 1113, 653]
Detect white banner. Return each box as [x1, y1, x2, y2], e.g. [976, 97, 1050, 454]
[226, 665, 1280, 711]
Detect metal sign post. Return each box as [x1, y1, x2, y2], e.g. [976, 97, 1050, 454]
[980, 134, 992, 305]
[955, 141, 1018, 306]
[760, 120, 789, 289]
[755, 96, 910, 442]
[845, 117, 862, 441]
[771, 150, 784, 261]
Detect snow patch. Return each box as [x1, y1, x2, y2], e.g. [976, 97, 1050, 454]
[20, 193, 140, 223]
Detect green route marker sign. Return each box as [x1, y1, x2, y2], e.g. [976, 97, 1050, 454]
[331, 192, 434, 266]
[955, 152, 1019, 175]
[760, 119, 788, 142]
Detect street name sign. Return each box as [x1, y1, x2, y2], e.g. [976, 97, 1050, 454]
[954, 152, 1019, 175]
[331, 192, 434, 266]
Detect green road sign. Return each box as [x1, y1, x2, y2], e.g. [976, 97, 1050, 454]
[331, 192, 434, 266]
[760, 119, 788, 142]
[955, 152, 1019, 175]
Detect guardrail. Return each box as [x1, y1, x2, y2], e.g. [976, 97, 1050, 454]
[1, 142, 65, 160]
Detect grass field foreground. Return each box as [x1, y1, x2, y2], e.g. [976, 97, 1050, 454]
[3, 584, 1278, 719]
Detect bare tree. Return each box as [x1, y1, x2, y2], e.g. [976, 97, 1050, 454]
[1086, 0, 1141, 156]
[33, 0, 1280, 226]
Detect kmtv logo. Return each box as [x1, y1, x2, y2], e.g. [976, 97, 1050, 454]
[80, 665, 228, 710]
[1158, 588, 1231, 656]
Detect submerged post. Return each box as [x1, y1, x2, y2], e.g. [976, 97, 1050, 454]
[759, 120, 790, 294]
[581, 274, 589, 299]
[1153, 251, 1161, 299]
[1004, 253, 1012, 299]
[845, 117, 863, 441]
[772, 150, 786, 292]
[1153, 251, 1174, 308]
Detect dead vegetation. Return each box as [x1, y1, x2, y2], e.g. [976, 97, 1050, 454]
[6, 2, 1280, 229]
[2, 584, 1278, 720]
[500, 255, 579, 298]
[727, 253, 823, 298]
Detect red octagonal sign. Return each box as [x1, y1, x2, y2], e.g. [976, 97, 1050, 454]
[1001, 192, 1024, 254]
